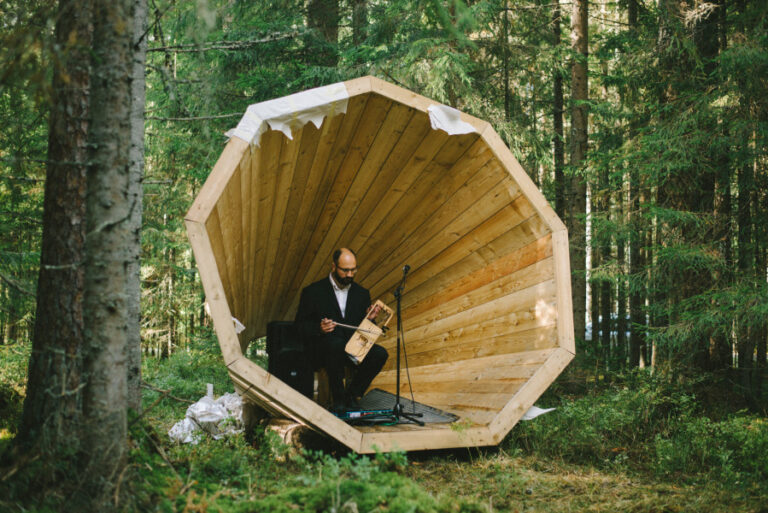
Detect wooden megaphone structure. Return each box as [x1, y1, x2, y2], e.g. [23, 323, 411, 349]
[186, 76, 575, 453]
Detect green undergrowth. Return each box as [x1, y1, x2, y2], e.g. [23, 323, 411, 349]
[508, 371, 768, 492]
[0, 343, 30, 440]
[127, 424, 484, 513]
[141, 328, 235, 427]
[2, 337, 767, 511]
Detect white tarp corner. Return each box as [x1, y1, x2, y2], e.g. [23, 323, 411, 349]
[521, 405, 556, 421]
[427, 104, 477, 135]
[226, 82, 349, 146]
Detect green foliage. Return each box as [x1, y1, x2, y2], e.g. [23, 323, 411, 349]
[0, 342, 29, 438]
[654, 414, 768, 489]
[234, 450, 484, 513]
[508, 371, 768, 490]
[141, 327, 232, 427]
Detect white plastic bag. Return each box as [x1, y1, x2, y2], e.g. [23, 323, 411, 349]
[168, 386, 245, 443]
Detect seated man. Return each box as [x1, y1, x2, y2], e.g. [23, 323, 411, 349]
[294, 248, 388, 412]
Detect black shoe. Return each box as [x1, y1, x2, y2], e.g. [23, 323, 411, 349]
[331, 400, 347, 415]
[345, 392, 361, 410]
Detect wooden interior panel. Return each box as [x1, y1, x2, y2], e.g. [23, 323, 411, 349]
[273, 111, 351, 320]
[399, 196, 544, 308]
[297, 101, 415, 288]
[204, 208, 235, 318]
[404, 232, 553, 320]
[263, 122, 323, 322]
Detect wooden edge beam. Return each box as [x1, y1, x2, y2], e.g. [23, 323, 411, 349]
[185, 219, 242, 366]
[487, 347, 574, 442]
[227, 358, 364, 451]
[552, 230, 576, 354]
[186, 137, 250, 224]
[478, 124, 566, 234]
[343, 75, 374, 97]
[360, 425, 495, 453]
[366, 76, 491, 134]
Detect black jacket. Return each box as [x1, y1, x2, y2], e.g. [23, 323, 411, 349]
[294, 276, 371, 346]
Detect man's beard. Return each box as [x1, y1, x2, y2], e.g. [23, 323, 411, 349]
[334, 272, 354, 287]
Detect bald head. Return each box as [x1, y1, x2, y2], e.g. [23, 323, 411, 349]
[331, 248, 358, 287]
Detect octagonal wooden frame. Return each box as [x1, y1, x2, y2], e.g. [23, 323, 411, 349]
[185, 76, 574, 453]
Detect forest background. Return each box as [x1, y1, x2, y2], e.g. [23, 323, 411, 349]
[1, 0, 768, 511]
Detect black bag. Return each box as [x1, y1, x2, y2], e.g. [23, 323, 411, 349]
[266, 321, 313, 398]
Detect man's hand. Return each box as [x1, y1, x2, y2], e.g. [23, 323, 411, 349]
[366, 303, 382, 320]
[320, 317, 336, 333]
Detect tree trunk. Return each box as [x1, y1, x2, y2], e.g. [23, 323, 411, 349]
[19, 0, 92, 461]
[307, 0, 339, 67]
[351, 0, 367, 46]
[80, 0, 143, 507]
[568, 0, 588, 343]
[127, 0, 148, 413]
[553, 0, 564, 218]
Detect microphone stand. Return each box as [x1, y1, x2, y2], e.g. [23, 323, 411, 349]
[391, 265, 424, 426]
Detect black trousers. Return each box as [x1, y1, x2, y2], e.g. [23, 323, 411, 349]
[319, 334, 388, 404]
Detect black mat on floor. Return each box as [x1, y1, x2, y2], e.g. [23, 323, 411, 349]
[356, 388, 459, 424]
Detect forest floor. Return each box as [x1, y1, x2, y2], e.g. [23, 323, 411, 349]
[1, 339, 766, 512]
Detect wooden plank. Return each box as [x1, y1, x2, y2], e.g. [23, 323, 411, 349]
[433, 406, 498, 425]
[488, 346, 574, 442]
[384, 324, 559, 370]
[336, 107, 434, 247]
[239, 147, 255, 337]
[360, 136, 490, 280]
[281, 94, 374, 308]
[404, 257, 555, 331]
[289, 94, 393, 294]
[186, 137, 249, 224]
[376, 361, 543, 388]
[271, 110, 350, 322]
[255, 127, 303, 331]
[204, 208, 236, 318]
[402, 390, 516, 412]
[227, 358, 363, 451]
[276, 109, 435, 318]
[395, 198, 545, 312]
[375, 377, 527, 396]
[297, 101, 416, 290]
[368, 188, 533, 314]
[185, 220, 242, 365]
[404, 233, 553, 321]
[478, 124, 566, 233]
[393, 278, 558, 349]
[359, 425, 494, 453]
[244, 144, 262, 341]
[214, 165, 244, 323]
[368, 77, 490, 133]
[343, 75, 373, 97]
[265, 122, 324, 322]
[249, 129, 283, 337]
[552, 229, 575, 354]
[367, 168, 512, 298]
[374, 348, 554, 386]
[380, 300, 558, 369]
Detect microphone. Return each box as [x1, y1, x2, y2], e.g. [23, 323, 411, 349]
[403, 264, 410, 274]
